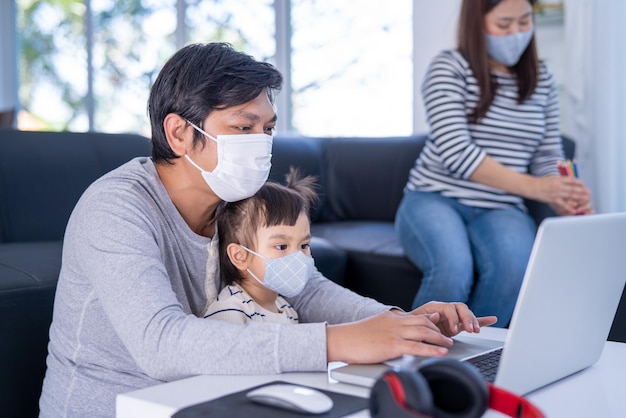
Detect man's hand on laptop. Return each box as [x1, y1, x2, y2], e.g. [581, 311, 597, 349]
[326, 303, 496, 364]
[411, 301, 498, 337]
[326, 310, 454, 364]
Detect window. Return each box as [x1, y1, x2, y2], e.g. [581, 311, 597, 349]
[91, 0, 179, 135]
[186, 0, 275, 62]
[290, 0, 412, 136]
[18, 0, 88, 131]
[16, 1, 413, 137]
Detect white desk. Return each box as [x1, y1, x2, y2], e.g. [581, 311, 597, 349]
[117, 327, 626, 418]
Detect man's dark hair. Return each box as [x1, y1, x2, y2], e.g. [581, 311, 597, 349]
[148, 42, 283, 163]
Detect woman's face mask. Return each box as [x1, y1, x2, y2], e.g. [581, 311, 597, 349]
[486, 27, 534, 67]
[184, 119, 273, 202]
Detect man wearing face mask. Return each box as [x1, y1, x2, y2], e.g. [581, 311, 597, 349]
[395, 0, 593, 328]
[39, 42, 496, 418]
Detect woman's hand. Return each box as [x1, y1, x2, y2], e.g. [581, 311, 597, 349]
[410, 301, 497, 337]
[529, 176, 593, 215]
[470, 157, 594, 215]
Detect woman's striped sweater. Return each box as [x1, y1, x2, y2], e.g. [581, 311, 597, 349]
[405, 49, 564, 211]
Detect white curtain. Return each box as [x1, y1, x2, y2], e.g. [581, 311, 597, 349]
[564, 0, 626, 213]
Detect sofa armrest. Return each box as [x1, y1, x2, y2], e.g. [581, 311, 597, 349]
[0, 241, 62, 418]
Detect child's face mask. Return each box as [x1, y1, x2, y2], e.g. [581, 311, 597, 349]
[240, 245, 315, 298]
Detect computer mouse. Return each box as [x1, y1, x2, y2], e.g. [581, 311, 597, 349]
[246, 383, 334, 414]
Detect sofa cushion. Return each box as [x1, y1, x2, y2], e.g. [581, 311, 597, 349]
[0, 241, 62, 290]
[319, 135, 427, 222]
[312, 221, 404, 256]
[343, 251, 422, 310]
[312, 222, 421, 310]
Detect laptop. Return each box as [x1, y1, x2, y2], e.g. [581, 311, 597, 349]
[331, 212, 626, 395]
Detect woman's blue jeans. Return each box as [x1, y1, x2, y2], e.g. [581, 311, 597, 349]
[395, 190, 537, 327]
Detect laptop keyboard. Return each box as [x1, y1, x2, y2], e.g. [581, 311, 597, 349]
[466, 348, 503, 382]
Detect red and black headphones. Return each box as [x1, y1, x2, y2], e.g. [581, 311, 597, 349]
[369, 358, 544, 418]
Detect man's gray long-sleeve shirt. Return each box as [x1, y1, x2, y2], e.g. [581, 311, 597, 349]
[39, 157, 387, 418]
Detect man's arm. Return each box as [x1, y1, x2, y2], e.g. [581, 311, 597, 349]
[288, 269, 390, 324]
[69, 185, 330, 379]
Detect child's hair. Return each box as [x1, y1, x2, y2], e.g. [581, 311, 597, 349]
[217, 167, 318, 286]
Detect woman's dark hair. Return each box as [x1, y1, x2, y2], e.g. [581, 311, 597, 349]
[217, 167, 318, 286]
[457, 0, 538, 123]
[148, 42, 283, 163]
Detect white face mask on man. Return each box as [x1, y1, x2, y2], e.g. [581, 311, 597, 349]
[184, 119, 273, 202]
[240, 245, 315, 298]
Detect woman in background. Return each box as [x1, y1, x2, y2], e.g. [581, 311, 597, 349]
[395, 0, 592, 327]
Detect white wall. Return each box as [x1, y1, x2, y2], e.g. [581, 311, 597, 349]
[413, 0, 459, 133]
[0, 0, 17, 116]
[534, 12, 567, 130]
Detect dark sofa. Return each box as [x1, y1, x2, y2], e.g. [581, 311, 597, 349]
[2, 128, 624, 417]
[270, 134, 574, 308]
